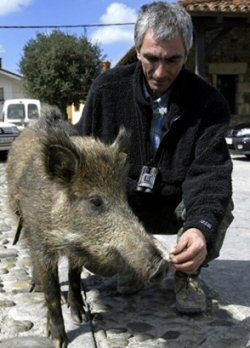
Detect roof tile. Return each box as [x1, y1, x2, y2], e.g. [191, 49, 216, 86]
[180, 0, 250, 13]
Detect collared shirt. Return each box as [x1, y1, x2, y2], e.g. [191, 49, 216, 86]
[143, 82, 171, 156]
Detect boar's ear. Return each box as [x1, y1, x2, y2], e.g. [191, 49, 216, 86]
[43, 133, 81, 183]
[111, 126, 130, 154]
[47, 145, 79, 183]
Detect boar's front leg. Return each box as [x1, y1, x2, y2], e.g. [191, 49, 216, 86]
[35, 257, 68, 348]
[68, 258, 86, 324]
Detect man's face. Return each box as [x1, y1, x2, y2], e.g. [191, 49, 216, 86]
[136, 30, 187, 98]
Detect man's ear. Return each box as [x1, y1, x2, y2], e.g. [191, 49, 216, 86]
[136, 47, 141, 61]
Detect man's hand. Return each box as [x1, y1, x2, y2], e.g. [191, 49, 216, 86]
[170, 228, 207, 273]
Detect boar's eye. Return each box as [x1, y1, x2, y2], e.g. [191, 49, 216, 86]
[89, 195, 104, 208]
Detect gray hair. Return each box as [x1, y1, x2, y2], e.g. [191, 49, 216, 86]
[134, 1, 193, 54]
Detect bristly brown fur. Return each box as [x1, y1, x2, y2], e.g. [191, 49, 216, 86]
[6, 109, 168, 347]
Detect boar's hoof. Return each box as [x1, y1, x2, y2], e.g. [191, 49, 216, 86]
[46, 319, 68, 348]
[53, 338, 68, 348]
[70, 307, 88, 324]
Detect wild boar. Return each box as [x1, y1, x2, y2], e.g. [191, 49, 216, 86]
[6, 110, 168, 347]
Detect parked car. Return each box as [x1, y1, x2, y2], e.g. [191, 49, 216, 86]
[0, 121, 20, 152]
[1, 99, 41, 131]
[226, 123, 250, 159]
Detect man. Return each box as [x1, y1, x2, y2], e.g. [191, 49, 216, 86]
[76, 1, 233, 314]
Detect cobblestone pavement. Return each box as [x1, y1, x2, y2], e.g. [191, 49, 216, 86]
[0, 153, 250, 348]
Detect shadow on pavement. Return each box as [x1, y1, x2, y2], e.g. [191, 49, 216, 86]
[82, 272, 250, 347]
[202, 259, 250, 308]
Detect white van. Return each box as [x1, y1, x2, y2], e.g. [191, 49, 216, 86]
[1, 99, 41, 130]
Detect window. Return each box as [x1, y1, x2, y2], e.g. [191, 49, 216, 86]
[217, 75, 236, 114]
[7, 104, 25, 119]
[0, 88, 4, 102]
[28, 104, 39, 119]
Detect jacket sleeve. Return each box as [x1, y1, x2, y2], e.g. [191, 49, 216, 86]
[182, 93, 233, 245]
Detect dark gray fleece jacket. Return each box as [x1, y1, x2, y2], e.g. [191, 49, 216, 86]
[75, 62, 233, 247]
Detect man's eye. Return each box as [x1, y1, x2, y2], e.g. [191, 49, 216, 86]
[147, 57, 158, 63]
[144, 55, 158, 63]
[166, 58, 181, 64]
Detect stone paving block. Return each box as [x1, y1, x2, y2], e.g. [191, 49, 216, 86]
[0, 336, 54, 348]
[83, 271, 250, 348]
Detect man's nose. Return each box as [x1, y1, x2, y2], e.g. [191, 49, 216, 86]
[154, 62, 167, 79]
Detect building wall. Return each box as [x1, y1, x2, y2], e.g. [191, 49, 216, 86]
[67, 103, 85, 125]
[210, 26, 250, 125]
[0, 73, 26, 115]
[186, 26, 250, 125]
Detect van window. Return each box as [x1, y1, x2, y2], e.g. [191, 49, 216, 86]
[28, 104, 39, 119]
[7, 104, 25, 119]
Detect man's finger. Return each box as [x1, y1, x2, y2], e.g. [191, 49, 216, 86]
[171, 246, 197, 264]
[171, 237, 188, 255]
[172, 252, 206, 272]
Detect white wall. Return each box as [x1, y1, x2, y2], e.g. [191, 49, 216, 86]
[0, 73, 26, 116]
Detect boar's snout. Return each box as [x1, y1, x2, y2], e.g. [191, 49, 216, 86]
[148, 259, 169, 284]
[117, 258, 168, 295]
